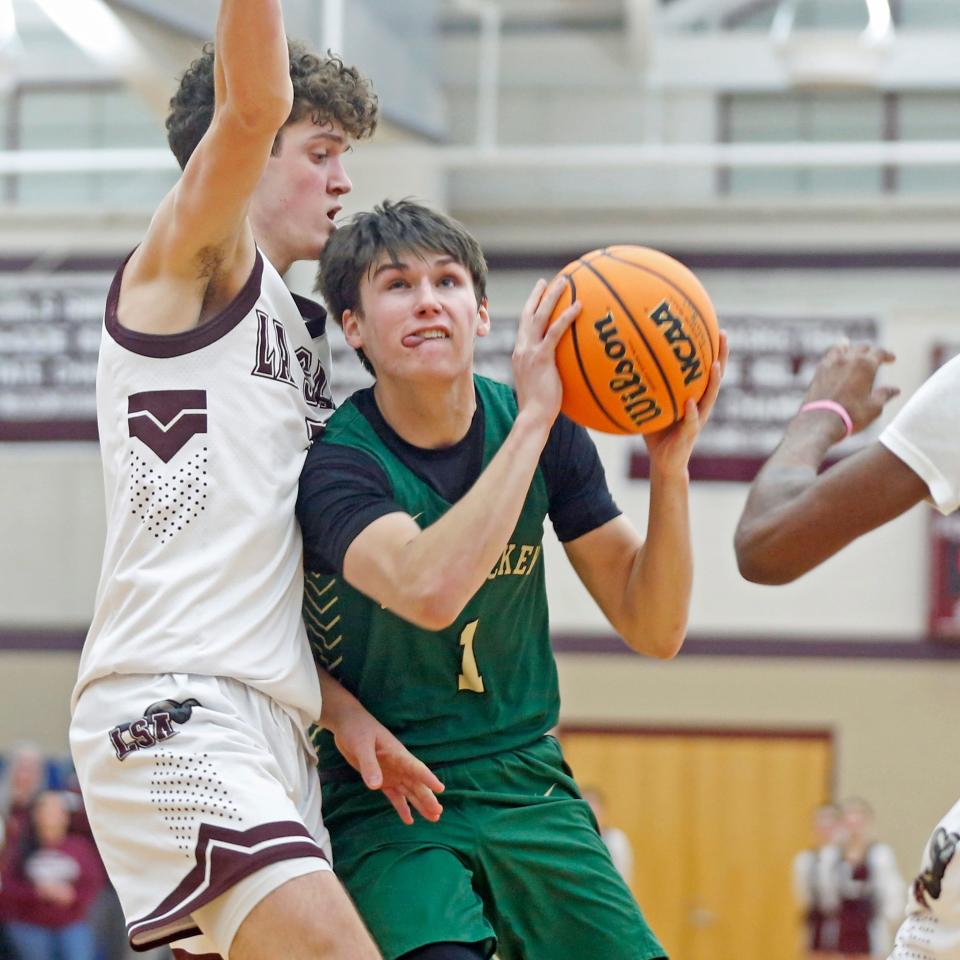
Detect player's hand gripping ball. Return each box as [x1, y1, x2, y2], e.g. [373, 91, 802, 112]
[548, 245, 720, 434]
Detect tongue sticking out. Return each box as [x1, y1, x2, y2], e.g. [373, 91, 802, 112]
[403, 332, 447, 348]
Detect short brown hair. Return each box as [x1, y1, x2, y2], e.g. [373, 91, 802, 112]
[166, 41, 378, 170]
[317, 200, 488, 376]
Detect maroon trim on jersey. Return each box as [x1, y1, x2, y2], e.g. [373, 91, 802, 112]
[172, 952, 223, 960]
[126, 820, 327, 950]
[105, 250, 264, 358]
[291, 292, 328, 338]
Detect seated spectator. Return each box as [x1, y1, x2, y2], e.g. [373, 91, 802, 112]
[2, 791, 104, 960]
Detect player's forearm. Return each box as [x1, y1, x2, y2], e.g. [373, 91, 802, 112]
[394, 411, 552, 629]
[216, 0, 292, 127]
[316, 666, 366, 733]
[619, 465, 692, 658]
[735, 410, 844, 583]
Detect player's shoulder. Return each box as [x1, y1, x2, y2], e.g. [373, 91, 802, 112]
[474, 373, 516, 407]
[321, 389, 371, 441]
[896, 351, 960, 421]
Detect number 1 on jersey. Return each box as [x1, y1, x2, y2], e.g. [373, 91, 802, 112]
[458, 619, 485, 693]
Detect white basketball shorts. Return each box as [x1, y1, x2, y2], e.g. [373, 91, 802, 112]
[69, 672, 332, 954]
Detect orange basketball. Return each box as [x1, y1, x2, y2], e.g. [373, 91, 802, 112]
[549, 246, 720, 434]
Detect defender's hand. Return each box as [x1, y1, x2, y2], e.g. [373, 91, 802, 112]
[802, 341, 900, 435]
[334, 717, 444, 825]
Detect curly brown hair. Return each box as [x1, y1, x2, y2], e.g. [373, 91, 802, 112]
[166, 41, 378, 170]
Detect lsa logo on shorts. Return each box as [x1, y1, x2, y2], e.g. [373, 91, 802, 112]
[108, 698, 201, 761]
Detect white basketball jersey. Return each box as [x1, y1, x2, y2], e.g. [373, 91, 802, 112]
[892, 799, 960, 960]
[74, 251, 334, 722]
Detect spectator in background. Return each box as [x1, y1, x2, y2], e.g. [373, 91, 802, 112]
[793, 802, 842, 958]
[0, 816, 13, 960]
[583, 786, 635, 887]
[2, 790, 103, 960]
[835, 797, 904, 959]
[0, 745, 45, 853]
[0, 744, 46, 957]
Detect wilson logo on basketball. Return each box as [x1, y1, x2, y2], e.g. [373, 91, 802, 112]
[650, 300, 704, 386]
[593, 312, 662, 429]
[548, 245, 719, 435]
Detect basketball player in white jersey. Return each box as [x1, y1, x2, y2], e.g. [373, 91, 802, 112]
[735, 342, 960, 960]
[68, 3, 443, 959]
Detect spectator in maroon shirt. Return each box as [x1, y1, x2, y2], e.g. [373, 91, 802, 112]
[0, 744, 47, 958]
[2, 791, 103, 960]
[0, 745, 46, 870]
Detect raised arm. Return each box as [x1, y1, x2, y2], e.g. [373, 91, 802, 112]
[563, 334, 727, 659]
[735, 343, 925, 584]
[341, 280, 580, 630]
[121, 0, 293, 334]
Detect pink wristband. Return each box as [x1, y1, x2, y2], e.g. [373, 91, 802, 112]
[799, 400, 853, 439]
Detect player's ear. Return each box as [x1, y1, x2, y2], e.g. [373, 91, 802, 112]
[476, 297, 490, 339]
[342, 309, 364, 350]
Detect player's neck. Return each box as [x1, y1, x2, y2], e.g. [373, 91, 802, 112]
[373, 374, 476, 449]
[255, 235, 295, 277]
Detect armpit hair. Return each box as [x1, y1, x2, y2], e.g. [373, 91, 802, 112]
[194, 244, 224, 281]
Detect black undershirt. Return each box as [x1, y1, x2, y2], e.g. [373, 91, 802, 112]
[297, 386, 621, 576]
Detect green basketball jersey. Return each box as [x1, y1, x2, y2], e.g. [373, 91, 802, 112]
[305, 375, 559, 773]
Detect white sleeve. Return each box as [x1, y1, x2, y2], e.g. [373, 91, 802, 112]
[880, 354, 960, 515]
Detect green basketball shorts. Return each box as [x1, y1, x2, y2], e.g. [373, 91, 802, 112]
[321, 735, 667, 960]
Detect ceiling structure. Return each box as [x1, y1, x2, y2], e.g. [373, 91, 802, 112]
[1, 0, 960, 246]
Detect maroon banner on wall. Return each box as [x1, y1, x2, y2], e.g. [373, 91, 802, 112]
[0, 277, 881, 460]
[0, 271, 112, 441]
[0, 265, 376, 442]
[629, 314, 881, 482]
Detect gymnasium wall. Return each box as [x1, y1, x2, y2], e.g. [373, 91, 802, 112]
[2, 249, 953, 632]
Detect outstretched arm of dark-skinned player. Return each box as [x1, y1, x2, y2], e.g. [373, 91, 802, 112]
[735, 342, 925, 584]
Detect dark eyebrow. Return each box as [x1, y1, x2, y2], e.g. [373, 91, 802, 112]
[371, 255, 463, 278]
[307, 131, 345, 145]
[371, 261, 407, 278]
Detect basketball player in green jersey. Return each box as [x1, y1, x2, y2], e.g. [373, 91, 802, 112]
[296, 201, 727, 960]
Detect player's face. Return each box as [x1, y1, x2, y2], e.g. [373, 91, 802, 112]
[249, 118, 352, 264]
[344, 250, 489, 384]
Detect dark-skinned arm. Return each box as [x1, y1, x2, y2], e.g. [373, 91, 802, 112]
[735, 343, 927, 584]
